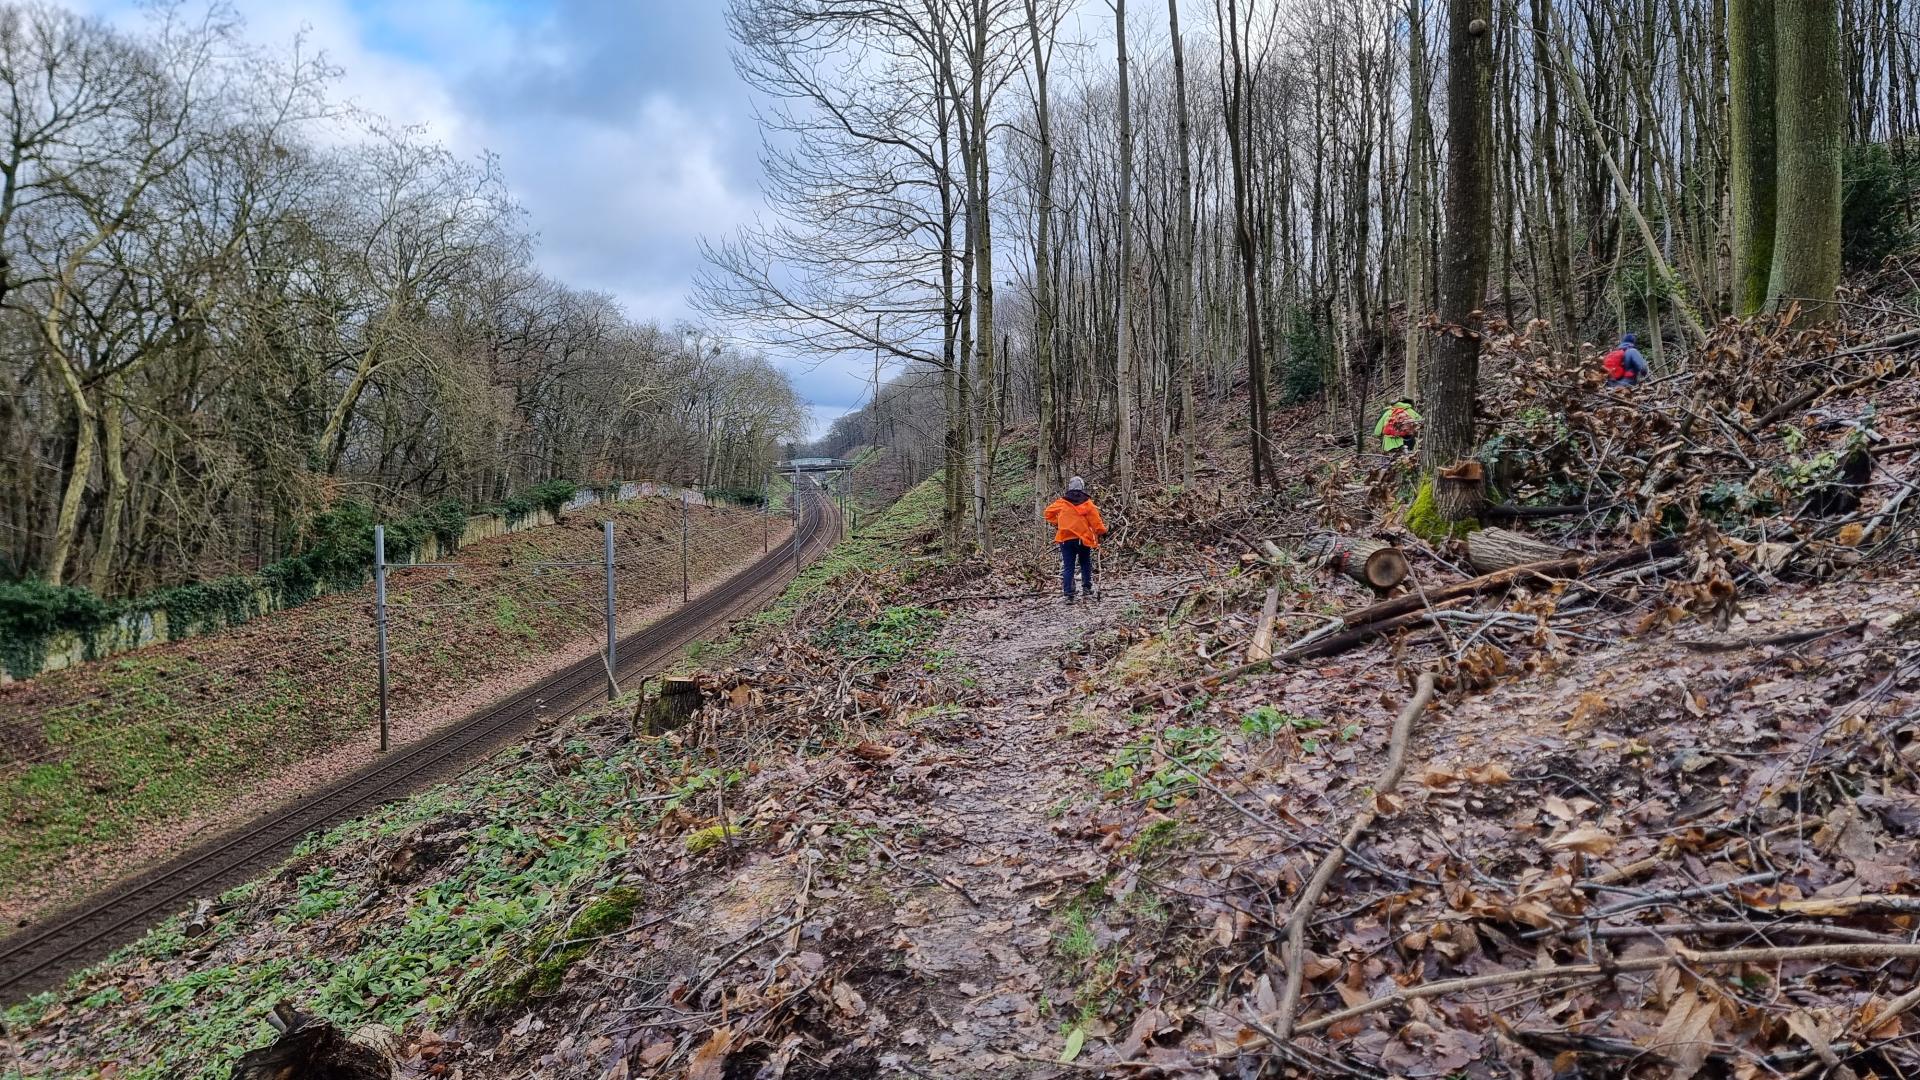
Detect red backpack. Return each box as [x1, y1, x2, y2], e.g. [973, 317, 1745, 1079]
[1383, 407, 1417, 438]
[1602, 348, 1628, 380]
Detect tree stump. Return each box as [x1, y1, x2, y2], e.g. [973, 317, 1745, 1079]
[231, 1003, 396, 1080]
[1466, 527, 1572, 573]
[1299, 533, 1410, 591]
[1435, 460, 1487, 522]
[643, 677, 703, 735]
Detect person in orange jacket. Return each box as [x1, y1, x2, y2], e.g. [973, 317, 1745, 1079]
[1044, 476, 1108, 603]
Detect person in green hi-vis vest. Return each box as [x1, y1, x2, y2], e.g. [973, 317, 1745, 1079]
[1374, 398, 1422, 454]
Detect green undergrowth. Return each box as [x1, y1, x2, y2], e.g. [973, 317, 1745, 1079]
[0, 657, 321, 884]
[3, 728, 700, 1079]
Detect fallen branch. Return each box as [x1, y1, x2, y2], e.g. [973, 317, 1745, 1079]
[1680, 620, 1867, 653]
[1544, 921, 1908, 946]
[1269, 673, 1436, 1042]
[1132, 540, 1684, 705]
[1752, 334, 1920, 429]
[1297, 943, 1920, 1035]
[1743, 893, 1920, 919]
[1248, 582, 1282, 662]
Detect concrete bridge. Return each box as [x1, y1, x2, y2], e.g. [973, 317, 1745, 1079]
[778, 457, 852, 473]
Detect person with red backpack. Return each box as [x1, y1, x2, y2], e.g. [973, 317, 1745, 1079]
[1603, 333, 1649, 387]
[1374, 398, 1422, 454]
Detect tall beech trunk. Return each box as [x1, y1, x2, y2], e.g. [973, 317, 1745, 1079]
[1222, 0, 1273, 489]
[1025, 0, 1061, 507]
[1169, 0, 1198, 486]
[1426, 0, 1494, 477]
[970, 1, 996, 553]
[1113, 0, 1137, 507]
[1730, 0, 1778, 315]
[1767, 0, 1844, 322]
[1404, 0, 1431, 400]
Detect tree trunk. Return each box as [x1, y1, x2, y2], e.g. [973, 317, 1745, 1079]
[1223, 0, 1274, 489]
[1404, 0, 1432, 401]
[1026, 0, 1060, 511]
[971, 2, 996, 553]
[87, 393, 130, 593]
[1767, 0, 1844, 322]
[1467, 526, 1572, 572]
[1425, 0, 1495, 477]
[1730, 0, 1778, 315]
[1113, 0, 1136, 508]
[1168, 0, 1198, 487]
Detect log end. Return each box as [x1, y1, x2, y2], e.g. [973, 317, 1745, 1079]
[1363, 548, 1410, 589]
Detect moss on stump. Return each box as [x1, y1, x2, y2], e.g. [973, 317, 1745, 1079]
[1406, 477, 1481, 543]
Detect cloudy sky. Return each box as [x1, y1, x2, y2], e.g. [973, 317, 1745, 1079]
[76, 0, 876, 438]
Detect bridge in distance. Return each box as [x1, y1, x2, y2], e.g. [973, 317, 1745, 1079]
[779, 458, 853, 473]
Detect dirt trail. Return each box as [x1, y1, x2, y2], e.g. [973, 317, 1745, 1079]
[847, 573, 1173, 1076]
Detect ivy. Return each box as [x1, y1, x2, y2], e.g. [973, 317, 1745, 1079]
[0, 581, 115, 678]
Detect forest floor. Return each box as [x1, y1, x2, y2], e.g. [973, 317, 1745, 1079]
[8, 321, 1920, 1079]
[0, 497, 786, 930]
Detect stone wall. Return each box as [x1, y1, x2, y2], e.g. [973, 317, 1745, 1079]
[21, 483, 710, 681]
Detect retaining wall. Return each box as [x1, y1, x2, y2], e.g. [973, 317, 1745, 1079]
[20, 482, 710, 681]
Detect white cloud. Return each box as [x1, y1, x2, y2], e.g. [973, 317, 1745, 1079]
[70, 0, 865, 437]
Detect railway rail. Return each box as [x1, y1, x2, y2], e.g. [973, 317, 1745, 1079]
[0, 481, 837, 1001]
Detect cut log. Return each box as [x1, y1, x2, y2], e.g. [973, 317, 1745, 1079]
[643, 676, 703, 735]
[1298, 532, 1410, 590]
[1434, 459, 1487, 521]
[1467, 527, 1573, 573]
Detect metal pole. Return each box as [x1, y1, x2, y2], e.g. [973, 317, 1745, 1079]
[603, 519, 617, 700]
[681, 491, 690, 603]
[792, 464, 801, 578]
[761, 472, 769, 553]
[373, 524, 390, 753]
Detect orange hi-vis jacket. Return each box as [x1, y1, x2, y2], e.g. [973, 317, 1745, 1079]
[1045, 495, 1108, 549]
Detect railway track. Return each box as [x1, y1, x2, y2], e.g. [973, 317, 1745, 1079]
[0, 482, 838, 1001]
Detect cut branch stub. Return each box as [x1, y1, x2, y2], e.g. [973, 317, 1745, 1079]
[1467, 527, 1572, 573]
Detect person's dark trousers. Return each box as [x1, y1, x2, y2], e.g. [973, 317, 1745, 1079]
[1060, 539, 1094, 598]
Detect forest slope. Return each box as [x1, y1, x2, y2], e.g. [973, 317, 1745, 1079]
[6, 344, 1920, 1077]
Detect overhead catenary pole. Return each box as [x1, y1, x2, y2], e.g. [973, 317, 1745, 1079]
[373, 525, 390, 753]
[761, 472, 769, 553]
[680, 490, 690, 603]
[603, 519, 617, 700]
[792, 463, 801, 578]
